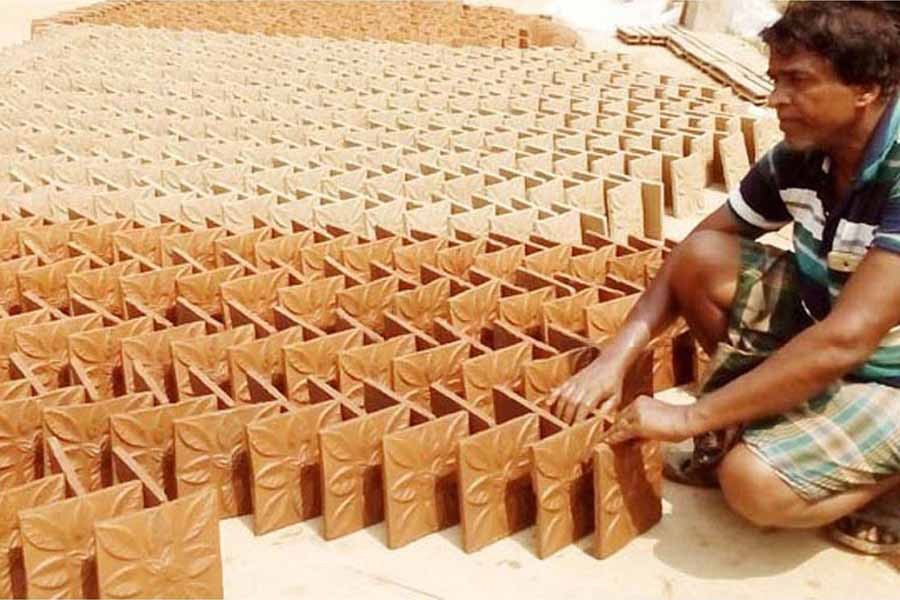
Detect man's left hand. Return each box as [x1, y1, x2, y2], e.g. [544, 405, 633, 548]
[604, 395, 695, 444]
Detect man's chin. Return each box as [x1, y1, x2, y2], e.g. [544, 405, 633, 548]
[781, 134, 819, 153]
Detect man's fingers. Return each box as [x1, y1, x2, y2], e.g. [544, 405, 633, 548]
[560, 393, 579, 424]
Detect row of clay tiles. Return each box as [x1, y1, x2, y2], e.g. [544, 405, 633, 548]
[31, 0, 580, 49]
[617, 25, 773, 105]
[0, 214, 690, 598]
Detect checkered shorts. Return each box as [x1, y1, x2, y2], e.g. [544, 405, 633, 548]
[700, 239, 900, 501]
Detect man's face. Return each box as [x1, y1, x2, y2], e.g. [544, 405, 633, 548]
[767, 48, 863, 152]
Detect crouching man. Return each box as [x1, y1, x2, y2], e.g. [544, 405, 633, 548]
[552, 1, 900, 554]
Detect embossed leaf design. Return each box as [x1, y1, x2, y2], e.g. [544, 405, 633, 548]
[449, 280, 501, 336]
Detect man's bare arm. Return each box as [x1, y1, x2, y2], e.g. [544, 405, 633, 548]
[595, 204, 760, 375]
[553, 203, 760, 423]
[685, 247, 900, 434]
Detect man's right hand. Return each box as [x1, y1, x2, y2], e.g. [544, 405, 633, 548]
[549, 356, 628, 424]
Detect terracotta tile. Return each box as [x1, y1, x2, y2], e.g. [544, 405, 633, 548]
[585, 294, 641, 344]
[523, 348, 596, 409]
[277, 276, 344, 332]
[461, 341, 531, 416]
[42, 393, 155, 492]
[109, 397, 217, 500]
[337, 334, 417, 404]
[220, 268, 290, 333]
[318, 404, 410, 540]
[448, 279, 501, 338]
[607, 248, 662, 288]
[66, 316, 154, 401]
[94, 488, 223, 599]
[0, 310, 51, 385]
[382, 412, 468, 548]
[391, 340, 470, 408]
[473, 244, 525, 283]
[391, 278, 450, 335]
[119, 264, 192, 324]
[496, 286, 554, 338]
[0, 475, 65, 599]
[0, 379, 32, 403]
[342, 236, 401, 281]
[593, 440, 663, 558]
[174, 402, 280, 518]
[540, 288, 597, 337]
[14, 314, 103, 391]
[436, 238, 485, 279]
[170, 325, 255, 404]
[531, 416, 606, 558]
[283, 329, 364, 405]
[175, 265, 243, 323]
[120, 322, 206, 403]
[392, 238, 445, 282]
[0, 386, 86, 487]
[227, 326, 307, 405]
[18, 481, 143, 599]
[246, 400, 343, 534]
[336, 275, 399, 334]
[458, 414, 538, 553]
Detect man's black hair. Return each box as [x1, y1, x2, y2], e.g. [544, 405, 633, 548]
[760, 1, 900, 98]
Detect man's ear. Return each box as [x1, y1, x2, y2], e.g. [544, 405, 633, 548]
[854, 84, 882, 108]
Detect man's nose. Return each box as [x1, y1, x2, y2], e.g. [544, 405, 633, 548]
[768, 84, 790, 109]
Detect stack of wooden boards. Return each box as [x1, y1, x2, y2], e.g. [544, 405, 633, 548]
[618, 25, 773, 106]
[32, 0, 580, 50]
[0, 21, 781, 599]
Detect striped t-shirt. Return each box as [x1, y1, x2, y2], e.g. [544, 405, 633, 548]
[727, 95, 900, 384]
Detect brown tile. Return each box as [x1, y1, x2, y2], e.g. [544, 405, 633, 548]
[382, 412, 468, 549]
[227, 326, 306, 405]
[391, 278, 450, 335]
[277, 276, 344, 332]
[585, 294, 641, 344]
[283, 329, 364, 405]
[390, 340, 470, 408]
[448, 279, 501, 338]
[0, 475, 65, 599]
[66, 316, 154, 401]
[0, 388, 86, 489]
[120, 322, 206, 403]
[336, 275, 399, 334]
[336, 334, 417, 404]
[496, 287, 554, 337]
[318, 404, 410, 540]
[246, 400, 342, 535]
[18, 481, 143, 599]
[14, 314, 103, 391]
[461, 341, 531, 417]
[593, 440, 663, 558]
[170, 324, 255, 403]
[522, 347, 596, 409]
[42, 393, 154, 493]
[531, 416, 606, 558]
[174, 402, 280, 518]
[458, 414, 538, 553]
[94, 488, 223, 599]
[109, 396, 217, 500]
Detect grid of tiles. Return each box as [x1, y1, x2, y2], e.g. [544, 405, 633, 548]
[32, 0, 580, 50]
[0, 22, 774, 598]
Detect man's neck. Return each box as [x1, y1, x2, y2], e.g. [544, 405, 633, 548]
[828, 101, 889, 184]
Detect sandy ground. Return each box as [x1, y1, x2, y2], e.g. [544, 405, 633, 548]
[1, 0, 896, 597]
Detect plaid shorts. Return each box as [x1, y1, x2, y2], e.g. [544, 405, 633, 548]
[700, 239, 900, 501]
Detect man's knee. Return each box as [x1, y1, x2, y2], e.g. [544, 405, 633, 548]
[718, 444, 808, 528]
[669, 230, 741, 308]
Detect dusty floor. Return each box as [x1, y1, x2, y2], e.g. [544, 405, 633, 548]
[2, 0, 896, 597]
